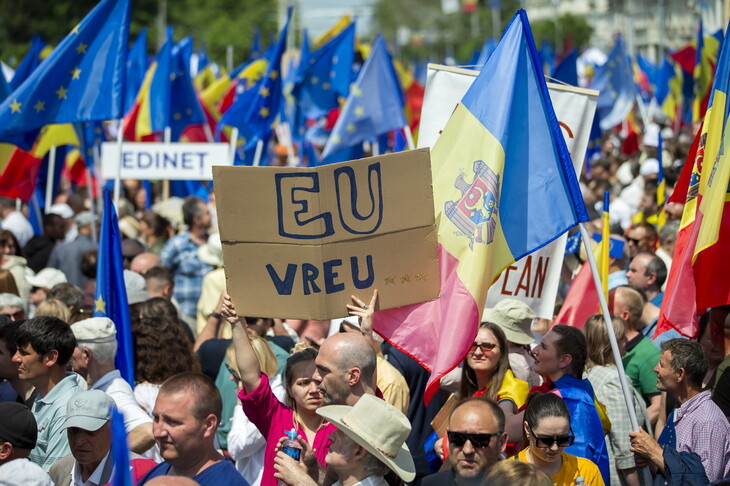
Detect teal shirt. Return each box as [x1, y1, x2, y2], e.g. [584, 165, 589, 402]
[30, 373, 84, 471]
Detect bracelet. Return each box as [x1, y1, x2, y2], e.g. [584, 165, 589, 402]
[208, 312, 222, 320]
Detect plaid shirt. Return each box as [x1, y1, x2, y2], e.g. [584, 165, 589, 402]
[672, 390, 730, 482]
[586, 365, 650, 486]
[160, 232, 212, 317]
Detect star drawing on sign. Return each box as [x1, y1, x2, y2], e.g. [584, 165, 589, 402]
[94, 295, 106, 314]
[34, 100, 45, 113]
[71, 67, 82, 80]
[401, 274, 411, 284]
[415, 273, 428, 281]
[385, 274, 396, 286]
[56, 86, 68, 99]
[9, 99, 22, 113]
[76, 43, 88, 54]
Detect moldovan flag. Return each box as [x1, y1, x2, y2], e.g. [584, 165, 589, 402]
[657, 21, 730, 339]
[373, 9, 589, 402]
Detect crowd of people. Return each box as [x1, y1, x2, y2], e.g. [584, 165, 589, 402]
[0, 119, 729, 486]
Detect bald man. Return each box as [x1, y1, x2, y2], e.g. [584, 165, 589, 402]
[131, 253, 162, 276]
[612, 286, 662, 425]
[312, 332, 377, 406]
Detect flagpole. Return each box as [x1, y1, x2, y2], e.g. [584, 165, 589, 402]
[253, 139, 264, 166]
[45, 146, 57, 210]
[202, 123, 215, 144]
[113, 121, 124, 207]
[228, 127, 238, 164]
[163, 127, 171, 200]
[85, 165, 97, 244]
[372, 139, 380, 156]
[578, 222, 653, 486]
[404, 125, 416, 150]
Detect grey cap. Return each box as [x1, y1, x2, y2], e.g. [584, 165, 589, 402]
[482, 299, 536, 345]
[63, 390, 115, 431]
[72, 317, 117, 344]
[74, 211, 94, 227]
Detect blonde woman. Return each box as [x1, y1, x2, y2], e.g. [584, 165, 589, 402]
[33, 298, 71, 322]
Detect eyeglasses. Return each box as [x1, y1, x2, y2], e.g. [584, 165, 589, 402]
[626, 237, 642, 245]
[447, 431, 498, 449]
[528, 425, 575, 448]
[225, 363, 241, 382]
[1, 310, 25, 320]
[468, 342, 499, 354]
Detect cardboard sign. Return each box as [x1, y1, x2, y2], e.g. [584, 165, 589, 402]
[213, 148, 439, 320]
[101, 142, 231, 180]
[419, 64, 598, 318]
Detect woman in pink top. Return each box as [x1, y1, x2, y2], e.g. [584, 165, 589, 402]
[223, 294, 336, 486]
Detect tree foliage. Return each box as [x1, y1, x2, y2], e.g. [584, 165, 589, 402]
[0, 0, 279, 68]
[372, 0, 523, 63]
[531, 13, 593, 52]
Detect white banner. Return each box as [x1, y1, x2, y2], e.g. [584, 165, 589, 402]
[101, 142, 232, 180]
[419, 64, 598, 318]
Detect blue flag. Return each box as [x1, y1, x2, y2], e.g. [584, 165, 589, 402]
[94, 191, 134, 386]
[475, 38, 496, 69]
[170, 37, 206, 141]
[124, 28, 147, 114]
[218, 6, 292, 164]
[293, 23, 355, 118]
[110, 408, 132, 486]
[322, 35, 406, 158]
[551, 48, 578, 86]
[590, 36, 636, 130]
[0, 0, 130, 150]
[10, 35, 46, 90]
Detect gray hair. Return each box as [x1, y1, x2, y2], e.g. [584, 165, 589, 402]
[659, 220, 679, 246]
[660, 339, 708, 390]
[79, 340, 117, 367]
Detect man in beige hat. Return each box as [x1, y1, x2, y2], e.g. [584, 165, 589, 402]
[273, 393, 416, 486]
[482, 298, 540, 388]
[69, 317, 154, 454]
[26, 268, 67, 315]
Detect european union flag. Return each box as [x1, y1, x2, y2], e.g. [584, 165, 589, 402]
[218, 6, 292, 164]
[170, 37, 206, 141]
[94, 191, 134, 386]
[124, 28, 147, 114]
[10, 35, 46, 90]
[590, 36, 636, 130]
[551, 48, 578, 86]
[0, 0, 130, 150]
[293, 22, 355, 118]
[110, 408, 132, 486]
[322, 35, 406, 158]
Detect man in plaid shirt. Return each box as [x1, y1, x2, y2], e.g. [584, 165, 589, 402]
[630, 338, 730, 483]
[160, 196, 213, 329]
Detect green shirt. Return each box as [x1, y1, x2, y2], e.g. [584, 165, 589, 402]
[30, 373, 84, 471]
[622, 335, 661, 403]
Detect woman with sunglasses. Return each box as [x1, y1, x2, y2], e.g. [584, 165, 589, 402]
[531, 325, 610, 484]
[511, 393, 605, 486]
[461, 322, 529, 449]
[223, 294, 336, 486]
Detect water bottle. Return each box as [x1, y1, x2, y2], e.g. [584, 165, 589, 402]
[574, 476, 585, 486]
[278, 429, 302, 486]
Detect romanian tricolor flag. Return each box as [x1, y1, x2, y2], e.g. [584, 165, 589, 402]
[657, 21, 730, 339]
[373, 10, 588, 402]
[692, 22, 722, 123]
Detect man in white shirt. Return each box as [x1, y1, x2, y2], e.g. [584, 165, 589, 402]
[0, 196, 33, 247]
[69, 317, 154, 454]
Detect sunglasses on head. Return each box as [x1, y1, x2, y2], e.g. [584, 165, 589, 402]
[528, 425, 575, 448]
[446, 431, 498, 449]
[468, 341, 499, 353]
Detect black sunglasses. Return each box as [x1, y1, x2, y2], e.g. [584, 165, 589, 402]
[528, 425, 575, 448]
[447, 431, 498, 449]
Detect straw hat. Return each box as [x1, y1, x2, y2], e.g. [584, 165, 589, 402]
[316, 394, 415, 482]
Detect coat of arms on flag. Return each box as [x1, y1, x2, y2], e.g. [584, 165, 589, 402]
[444, 159, 500, 249]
